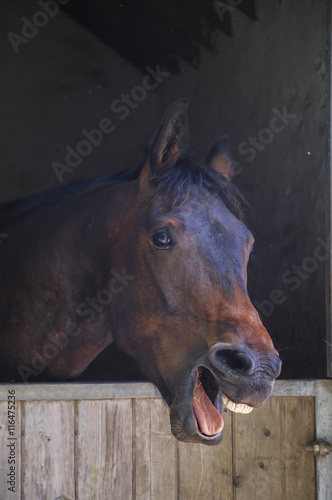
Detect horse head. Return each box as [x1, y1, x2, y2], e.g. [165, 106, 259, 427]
[112, 100, 281, 445]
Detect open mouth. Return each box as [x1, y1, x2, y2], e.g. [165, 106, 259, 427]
[192, 366, 253, 437]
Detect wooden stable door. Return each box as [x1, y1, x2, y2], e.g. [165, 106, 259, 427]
[0, 381, 331, 500]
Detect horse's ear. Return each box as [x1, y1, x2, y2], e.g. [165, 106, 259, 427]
[139, 99, 189, 188]
[207, 136, 233, 180]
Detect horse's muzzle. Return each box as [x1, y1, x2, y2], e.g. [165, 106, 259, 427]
[168, 342, 281, 445]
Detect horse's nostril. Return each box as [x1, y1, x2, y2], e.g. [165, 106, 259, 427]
[217, 350, 253, 372]
[208, 343, 256, 376]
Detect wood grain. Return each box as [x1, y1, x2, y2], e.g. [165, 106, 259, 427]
[177, 407, 233, 500]
[134, 398, 177, 500]
[233, 397, 284, 500]
[0, 386, 320, 499]
[22, 400, 74, 500]
[233, 396, 316, 500]
[282, 396, 316, 500]
[76, 399, 133, 500]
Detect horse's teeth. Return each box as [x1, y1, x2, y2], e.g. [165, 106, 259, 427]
[222, 394, 253, 414]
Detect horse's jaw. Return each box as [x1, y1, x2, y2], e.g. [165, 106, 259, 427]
[169, 362, 264, 445]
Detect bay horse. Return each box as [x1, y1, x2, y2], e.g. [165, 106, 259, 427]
[0, 100, 281, 445]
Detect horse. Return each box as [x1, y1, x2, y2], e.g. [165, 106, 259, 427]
[0, 99, 281, 445]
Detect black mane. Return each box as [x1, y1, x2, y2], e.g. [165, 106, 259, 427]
[0, 155, 244, 221]
[150, 155, 245, 220]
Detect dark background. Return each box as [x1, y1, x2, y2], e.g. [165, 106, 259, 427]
[0, 0, 328, 379]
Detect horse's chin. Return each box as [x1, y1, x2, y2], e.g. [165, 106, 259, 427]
[169, 366, 225, 446]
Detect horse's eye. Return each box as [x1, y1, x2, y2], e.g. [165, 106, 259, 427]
[152, 230, 172, 249]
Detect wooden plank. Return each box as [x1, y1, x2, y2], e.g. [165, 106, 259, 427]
[133, 399, 152, 500]
[282, 396, 316, 500]
[0, 379, 329, 401]
[233, 396, 317, 500]
[134, 398, 177, 500]
[150, 399, 177, 499]
[76, 399, 133, 500]
[0, 382, 326, 500]
[272, 376, 332, 498]
[233, 397, 283, 500]
[0, 399, 21, 500]
[22, 400, 75, 500]
[177, 406, 233, 500]
[0, 382, 160, 401]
